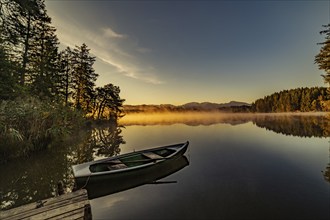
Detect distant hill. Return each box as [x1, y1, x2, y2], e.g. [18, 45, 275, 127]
[124, 101, 251, 113]
[182, 101, 250, 110]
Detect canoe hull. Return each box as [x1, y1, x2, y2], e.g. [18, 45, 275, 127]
[73, 141, 189, 189]
[85, 155, 189, 199]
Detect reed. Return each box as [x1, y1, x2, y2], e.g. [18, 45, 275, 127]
[0, 97, 85, 163]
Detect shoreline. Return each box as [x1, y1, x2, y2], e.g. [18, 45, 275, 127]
[122, 111, 329, 116]
[119, 111, 329, 126]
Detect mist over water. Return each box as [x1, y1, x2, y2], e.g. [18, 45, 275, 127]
[119, 112, 327, 125]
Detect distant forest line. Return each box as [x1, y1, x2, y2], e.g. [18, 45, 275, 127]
[252, 87, 329, 113]
[124, 87, 329, 113]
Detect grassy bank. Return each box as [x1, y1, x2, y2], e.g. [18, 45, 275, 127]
[0, 97, 86, 163]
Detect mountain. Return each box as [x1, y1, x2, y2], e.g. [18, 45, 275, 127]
[181, 101, 250, 110]
[124, 101, 251, 113]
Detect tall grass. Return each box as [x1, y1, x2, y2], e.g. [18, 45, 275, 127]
[0, 97, 85, 163]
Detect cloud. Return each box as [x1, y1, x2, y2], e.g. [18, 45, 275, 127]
[49, 12, 163, 85]
[102, 27, 127, 39]
[97, 55, 164, 85]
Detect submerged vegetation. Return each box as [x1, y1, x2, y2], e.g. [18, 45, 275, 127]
[0, 0, 124, 162]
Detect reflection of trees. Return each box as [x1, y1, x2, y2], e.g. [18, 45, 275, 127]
[120, 113, 330, 138]
[322, 142, 330, 183]
[0, 122, 125, 210]
[252, 115, 330, 138]
[322, 164, 330, 183]
[0, 143, 78, 210]
[89, 123, 125, 158]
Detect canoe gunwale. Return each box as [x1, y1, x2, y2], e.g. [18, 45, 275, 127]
[72, 141, 189, 179]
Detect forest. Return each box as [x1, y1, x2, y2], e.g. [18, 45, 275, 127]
[252, 87, 329, 113]
[0, 0, 124, 159]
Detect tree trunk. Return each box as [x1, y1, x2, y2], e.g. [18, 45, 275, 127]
[21, 13, 31, 85]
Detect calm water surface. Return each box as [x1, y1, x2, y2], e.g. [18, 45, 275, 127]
[92, 114, 329, 220]
[1, 113, 329, 220]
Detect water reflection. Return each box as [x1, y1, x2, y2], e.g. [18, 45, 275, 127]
[92, 121, 329, 220]
[0, 143, 77, 209]
[323, 164, 330, 183]
[253, 114, 330, 138]
[1, 113, 329, 213]
[119, 112, 330, 138]
[322, 141, 330, 183]
[86, 155, 189, 199]
[0, 123, 126, 210]
[89, 123, 125, 158]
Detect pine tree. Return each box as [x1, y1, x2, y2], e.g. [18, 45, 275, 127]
[28, 10, 60, 99]
[315, 24, 330, 112]
[58, 47, 73, 105]
[315, 24, 330, 85]
[0, 0, 50, 86]
[0, 43, 17, 99]
[70, 43, 98, 112]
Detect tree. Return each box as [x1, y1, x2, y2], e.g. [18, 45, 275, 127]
[315, 24, 330, 110]
[28, 9, 60, 99]
[70, 43, 98, 112]
[252, 87, 328, 112]
[315, 24, 330, 85]
[0, 43, 17, 99]
[91, 84, 125, 120]
[58, 47, 73, 105]
[0, 0, 53, 87]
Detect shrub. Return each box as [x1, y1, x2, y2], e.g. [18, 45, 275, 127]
[0, 97, 85, 163]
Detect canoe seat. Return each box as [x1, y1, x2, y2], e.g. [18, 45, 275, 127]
[142, 152, 164, 160]
[107, 163, 127, 170]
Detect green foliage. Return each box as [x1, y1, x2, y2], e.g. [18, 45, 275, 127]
[252, 87, 329, 113]
[0, 0, 125, 162]
[69, 43, 98, 112]
[315, 24, 330, 86]
[91, 84, 125, 120]
[0, 44, 18, 99]
[0, 0, 124, 118]
[0, 97, 85, 162]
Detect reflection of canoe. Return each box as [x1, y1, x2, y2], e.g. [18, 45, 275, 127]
[86, 155, 189, 199]
[72, 141, 189, 190]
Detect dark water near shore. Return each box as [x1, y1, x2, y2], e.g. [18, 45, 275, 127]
[1, 113, 329, 219]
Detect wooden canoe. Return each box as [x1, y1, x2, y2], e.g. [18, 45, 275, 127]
[85, 155, 189, 199]
[72, 141, 189, 189]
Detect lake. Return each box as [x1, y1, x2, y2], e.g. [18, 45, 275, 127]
[1, 113, 329, 220]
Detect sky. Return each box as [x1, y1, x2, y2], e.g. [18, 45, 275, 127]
[46, 0, 329, 105]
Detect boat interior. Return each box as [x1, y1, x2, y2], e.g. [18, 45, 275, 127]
[89, 148, 176, 173]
